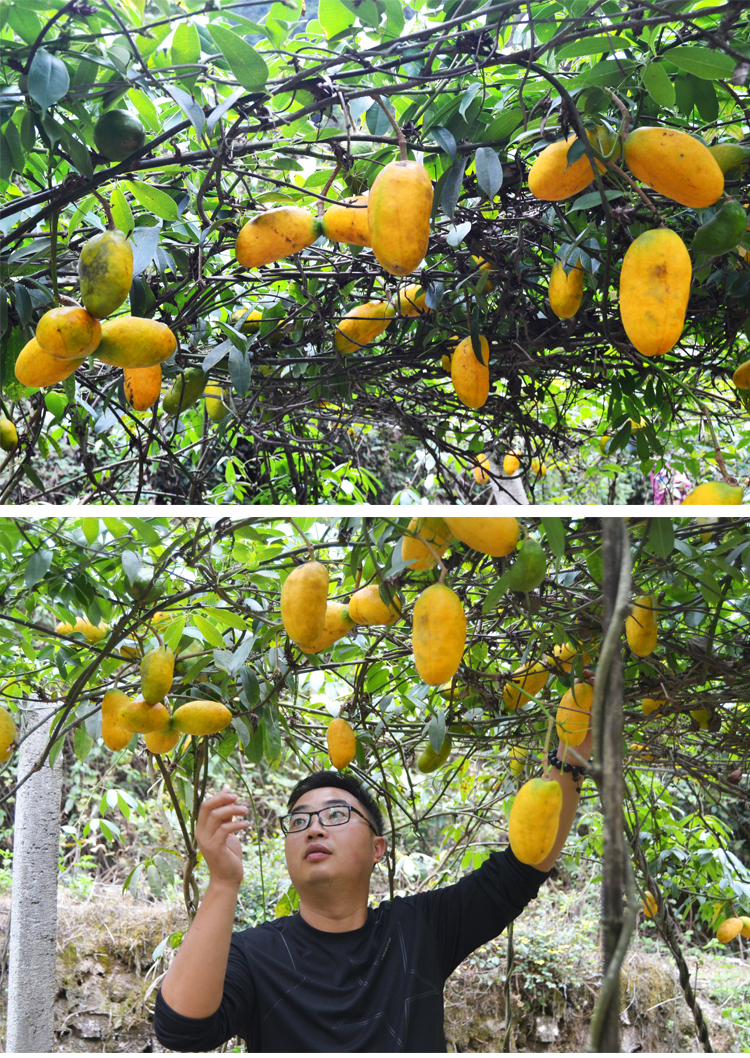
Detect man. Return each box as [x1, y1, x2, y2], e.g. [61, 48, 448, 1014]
[154, 728, 591, 1052]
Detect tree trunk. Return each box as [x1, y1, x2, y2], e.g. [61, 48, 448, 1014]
[6, 702, 62, 1053]
[599, 519, 627, 1052]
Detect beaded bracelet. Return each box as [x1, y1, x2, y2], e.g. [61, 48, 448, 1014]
[548, 748, 589, 785]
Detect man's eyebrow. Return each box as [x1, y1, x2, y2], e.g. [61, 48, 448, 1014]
[290, 798, 350, 811]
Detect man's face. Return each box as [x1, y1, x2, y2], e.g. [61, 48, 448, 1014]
[284, 786, 385, 897]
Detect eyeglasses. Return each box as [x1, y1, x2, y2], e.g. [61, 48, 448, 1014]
[280, 804, 379, 836]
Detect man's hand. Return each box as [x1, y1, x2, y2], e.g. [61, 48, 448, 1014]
[196, 789, 249, 889]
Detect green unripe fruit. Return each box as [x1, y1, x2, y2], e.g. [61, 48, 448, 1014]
[93, 110, 146, 161]
[417, 735, 452, 773]
[163, 368, 207, 417]
[507, 538, 547, 593]
[708, 143, 750, 175]
[693, 198, 748, 256]
[128, 566, 167, 602]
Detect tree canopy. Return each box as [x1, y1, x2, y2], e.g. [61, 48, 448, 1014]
[1, 0, 748, 503]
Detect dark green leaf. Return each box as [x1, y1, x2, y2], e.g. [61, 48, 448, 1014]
[25, 548, 52, 588]
[642, 62, 676, 107]
[27, 49, 70, 112]
[648, 518, 674, 559]
[209, 24, 270, 91]
[667, 46, 737, 80]
[556, 35, 634, 58]
[474, 146, 503, 200]
[432, 126, 456, 162]
[440, 156, 467, 221]
[541, 518, 566, 559]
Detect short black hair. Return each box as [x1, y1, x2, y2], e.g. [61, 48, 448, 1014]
[287, 771, 385, 836]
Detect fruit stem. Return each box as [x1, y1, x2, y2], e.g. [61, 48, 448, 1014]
[289, 519, 315, 561]
[93, 190, 116, 231]
[49, 210, 59, 305]
[541, 715, 554, 777]
[608, 90, 631, 144]
[695, 398, 739, 487]
[317, 163, 342, 218]
[603, 159, 662, 220]
[371, 93, 408, 162]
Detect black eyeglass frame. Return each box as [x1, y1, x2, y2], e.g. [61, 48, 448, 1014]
[280, 804, 379, 836]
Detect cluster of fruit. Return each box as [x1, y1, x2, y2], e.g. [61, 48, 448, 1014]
[529, 126, 747, 360]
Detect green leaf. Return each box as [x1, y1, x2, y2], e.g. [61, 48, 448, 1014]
[340, 0, 382, 27]
[541, 518, 566, 559]
[74, 722, 94, 762]
[262, 705, 282, 767]
[125, 179, 178, 222]
[693, 77, 718, 123]
[128, 88, 160, 132]
[384, 0, 405, 39]
[208, 24, 269, 92]
[110, 186, 134, 235]
[474, 146, 503, 200]
[667, 46, 737, 81]
[481, 568, 513, 614]
[163, 616, 185, 652]
[319, 0, 356, 38]
[81, 518, 99, 545]
[201, 606, 253, 631]
[642, 62, 676, 107]
[123, 517, 161, 546]
[102, 517, 128, 538]
[556, 35, 634, 59]
[171, 20, 201, 70]
[25, 548, 52, 588]
[27, 49, 70, 112]
[480, 109, 523, 142]
[193, 613, 228, 649]
[7, 4, 41, 43]
[64, 133, 93, 179]
[440, 156, 467, 221]
[648, 518, 674, 559]
[569, 189, 624, 210]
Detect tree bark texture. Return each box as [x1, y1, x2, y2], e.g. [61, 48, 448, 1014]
[6, 702, 62, 1053]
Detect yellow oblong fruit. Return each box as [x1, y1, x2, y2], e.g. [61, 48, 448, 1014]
[741, 917, 750, 939]
[124, 364, 162, 410]
[626, 594, 658, 657]
[552, 642, 592, 674]
[473, 453, 490, 485]
[235, 207, 319, 267]
[619, 229, 691, 357]
[508, 777, 563, 865]
[555, 681, 594, 747]
[549, 261, 584, 319]
[402, 516, 452, 572]
[503, 453, 520, 475]
[170, 700, 232, 736]
[0, 417, 18, 452]
[642, 892, 658, 919]
[393, 284, 429, 317]
[321, 195, 370, 246]
[119, 699, 171, 734]
[140, 646, 175, 705]
[451, 335, 490, 409]
[682, 482, 744, 505]
[101, 689, 134, 751]
[443, 517, 519, 557]
[334, 300, 395, 355]
[94, 317, 177, 369]
[75, 616, 108, 643]
[503, 659, 549, 712]
[78, 229, 134, 319]
[300, 602, 355, 654]
[623, 127, 724, 208]
[642, 697, 666, 716]
[204, 384, 230, 423]
[15, 338, 84, 387]
[412, 582, 467, 687]
[0, 706, 17, 763]
[528, 133, 606, 201]
[35, 306, 101, 360]
[144, 728, 180, 754]
[368, 159, 434, 276]
[348, 584, 401, 626]
[716, 918, 744, 944]
[327, 717, 356, 770]
[280, 561, 329, 651]
[508, 745, 528, 777]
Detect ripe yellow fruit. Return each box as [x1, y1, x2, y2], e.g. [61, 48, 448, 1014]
[528, 133, 606, 201]
[327, 717, 356, 770]
[75, 616, 108, 643]
[235, 207, 320, 267]
[642, 697, 666, 716]
[15, 338, 84, 387]
[619, 228, 691, 357]
[368, 159, 434, 276]
[348, 584, 401, 626]
[549, 261, 584, 319]
[124, 364, 162, 411]
[78, 229, 134, 319]
[0, 416, 18, 453]
[716, 917, 744, 944]
[508, 777, 562, 865]
[741, 917, 750, 939]
[690, 708, 711, 730]
[0, 706, 17, 763]
[642, 892, 658, 918]
[94, 317, 177, 369]
[334, 300, 395, 355]
[300, 602, 355, 654]
[280, 561, 329, 651]
[35, 306, 102, 360]
[681, 482, 744, 505]
[508, 745, 528, 777]
[101, 689, 135, 751]
[626, 595, 658, 657]
[503, 659, 549, 712]
[555, 681, 594, 747]
[623, 127, 724, 208]
[393, 284, 429, 317]
[204, 384, 230, 423]
[170, 700, 233, 736]
[119, 698, 171, 734]
[321, 194, 370, 247]
[531, 457, 547, 477]
[473, 453, 490, 484]
[412, 582, 467, 686]
[441, 353, 451, 373]
[140, 646, 175, 705]
[503, 453, 520, 475]
[451, 335, 490, 409]
[144, 728, 181, 754]
[443, 516, 519, 557]
[471, 255, 493, 291]
[232, 308, 263, 334]
[401, 516, 452, 571]
[552, 642, 592, 674]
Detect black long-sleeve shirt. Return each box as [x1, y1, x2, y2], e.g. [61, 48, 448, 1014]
[153, 847, 549, 1052]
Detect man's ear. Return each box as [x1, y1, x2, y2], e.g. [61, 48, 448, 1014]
[373, 836, 387, 864]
